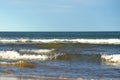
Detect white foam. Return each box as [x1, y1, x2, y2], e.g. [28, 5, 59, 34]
[0, 39, 29, 43]
[101, 54, 120, 63]
[19, 49, 54, 54]
[0, 51, 52, 60]
[70, 39, 120, 44]
[0, 38, 120, 44]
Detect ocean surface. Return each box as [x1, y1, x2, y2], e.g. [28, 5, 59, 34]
[0, 32, 120, 79]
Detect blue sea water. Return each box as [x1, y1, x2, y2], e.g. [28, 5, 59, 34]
[0, 32, 120, 79]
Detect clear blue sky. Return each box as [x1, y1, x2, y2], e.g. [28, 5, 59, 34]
[0, 0, 120, 31]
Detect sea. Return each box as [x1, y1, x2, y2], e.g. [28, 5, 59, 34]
[0, 32, 120, 79]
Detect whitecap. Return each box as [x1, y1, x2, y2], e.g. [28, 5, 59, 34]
[0, 51, 52, 60]
[0, 38, 120, 44]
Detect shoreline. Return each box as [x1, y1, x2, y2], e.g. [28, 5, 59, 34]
[0, 74, 113, 80]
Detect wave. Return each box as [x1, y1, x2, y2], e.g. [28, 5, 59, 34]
[0, 60, 36, 68]
[101, 54, 120, 63]
[56, 54, 102, 63]
[56, 54, 120, 65]
[19, 49, 55, 54]
[0, 38, 120, 44]
[0, 51, 55, 60]
[0, 50, 120, 65]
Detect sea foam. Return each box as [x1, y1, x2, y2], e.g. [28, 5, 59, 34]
[0, 51, 52, 60]
[101, 54, 120, 63]
[19, 49, 55, 54]
[0, 38, 120, 44]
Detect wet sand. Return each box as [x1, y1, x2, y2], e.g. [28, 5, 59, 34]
[0, 74, 75, 80]
[0, 74, 113, 80]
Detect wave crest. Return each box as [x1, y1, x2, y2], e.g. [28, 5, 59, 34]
[0, 38, 120, 44]
[0, 51, 54, 60]
[19, 49, 55, 54]
[101, 54, 120, 63]
[0, 50, 120, 64]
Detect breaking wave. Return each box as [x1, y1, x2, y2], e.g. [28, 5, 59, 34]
[0, 50, 120, 64]
[0, 51, 56, 60]
[0, 38, 120, 44]
[55, 54, 120, 64]
[19, 49, 55, 54]
[101, 54, 120, 63]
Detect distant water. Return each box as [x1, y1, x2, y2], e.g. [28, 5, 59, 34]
[0, 32, 120, 79]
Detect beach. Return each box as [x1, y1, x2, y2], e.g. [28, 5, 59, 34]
[0, 74, 113, 80]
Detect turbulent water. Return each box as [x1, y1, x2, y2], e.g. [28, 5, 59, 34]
[0, 32, 120, 79]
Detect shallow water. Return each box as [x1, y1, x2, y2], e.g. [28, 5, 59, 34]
[0, 32, 120, 79]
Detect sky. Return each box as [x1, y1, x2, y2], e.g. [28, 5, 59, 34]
[0, 0, 120, 31]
